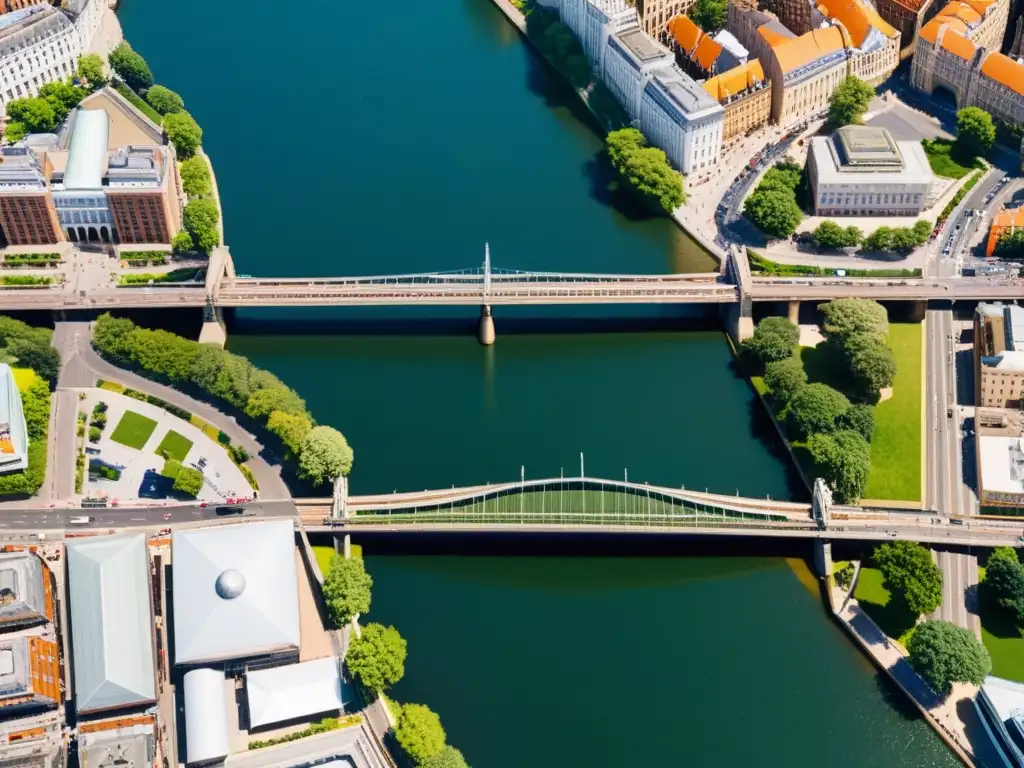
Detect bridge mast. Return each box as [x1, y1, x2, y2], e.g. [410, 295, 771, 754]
[478, 242, 496, 345]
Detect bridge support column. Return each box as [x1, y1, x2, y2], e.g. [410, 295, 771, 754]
[198, 301, 227, 347]
[908, 300, 926, 323]
[787, 300, 800, 325]
[813, 540, 833, 578]
[478, 305, 495, 346]
[722, 302, 753, 346]
[332, 475, 349, 519]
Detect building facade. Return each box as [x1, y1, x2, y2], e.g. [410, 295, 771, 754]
[105, 145, 180, 244]
[875, 0, 933, 55]
[813, 0, 901, 85]
[987, 207, 1024, 257]
[760, 0, 814, 36]
[975, 303, 1024, 409]
[638, 65, 724, 173]
[727, 3, 791, 70]
[604, 26, 674, 117]
[637, 0, 697, 41]
[807, 125, 935, 216]
[0, 145, 62, 245]
[0, 0, 102, 111]
[560, 0, 637, 71]
[702, 59, 771, 141]
[768, 26, 850, 124]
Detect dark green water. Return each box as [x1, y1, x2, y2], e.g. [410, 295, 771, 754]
[118, 0, 959, 764]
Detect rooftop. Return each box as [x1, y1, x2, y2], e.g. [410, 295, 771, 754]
[772, 26, 847, 74]
[702, 60, 768, 102]
[0, 147, 49, 193]
[940, 28, 977, 60]
[980, 52, 1024, 97]
[246, 657, 347, 730]
[0, 365, 28, 474]
[79, 719, 156, 768]
[0, 636, 58, 707]
[183, 669, 230, 765]
[615, 26, 668, 62]
[62, 110, 109, 191]
[835, 125, 903, 167]
[77, 88, 165, 149]
[0, 550, 49, 628]
[645, 64, 721, 118]
[758, 20, 796, 47]
[815, 0, 896, 46]
[810, 131, 934, 186]
[979, 428, 1024, 496]
[667, 14, 702, 54]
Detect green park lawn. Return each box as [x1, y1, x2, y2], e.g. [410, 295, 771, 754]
[854, 566, 918, 645]
[978, 566, 1024, 682]
[156, 430, 193, 462]
[921, 139, 982, 179]
[110, 411, 158, 450]
[863, 324, 922, 501]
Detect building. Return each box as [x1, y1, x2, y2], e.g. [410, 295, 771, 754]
[911, 0, 1021, 125]
[728, 4, 794, 72]
[768, 26, 850, 124]
[702, 60, 772, 141]
[874, 0, 932, 55]
[0, 636, 59, 718]
[182, 669, 230, 766]
[636, 0, 696, 41]
[639, 64, 724, 174]
[975, 676, 1024, 767]
[0, 551, 51, 631]
[0, 729, 63, 768]
[668, 15, 749, 76]
[172, 520, 300, 666]
[0, 366, 27, 476]
[604, 25, 674, 117]
[987, 207, 1024, 256]
[0, 145, 62, 246]
[812, 0, 901, 85]
[0, 0, 102, 111]
[559, 0, 637, 71]
[106, 146, 180, 244]
[245, 658, 346, 731]
[66, 533, 157, 715]
[975, 303, 1024, 409]
[761, 0, 814, 36]
[807, 125, 935, 216]
[77, 716, 156, 768]
[976, 409, 1024, 508]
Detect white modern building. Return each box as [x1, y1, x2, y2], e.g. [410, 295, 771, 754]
[49, 108, 115, 241]
[603, 25, 674, 116]
[0, 0, 103, 111]
[807, 125, 935, 216]
[559, 0, 637, 72]
[640, 65, 724, 174]
[245, 657, 346, 730]
[976, 676, 1024, 766]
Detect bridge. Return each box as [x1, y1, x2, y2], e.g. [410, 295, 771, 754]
[294, 476, 1024, 549]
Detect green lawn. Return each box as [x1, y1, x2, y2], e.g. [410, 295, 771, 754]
[978, 567, 1024, 681]
[854, 566, 918, 644]
[156, 430, 193, 462]
[864, 324, 922, 501]
[110, 411, 158, 449]
[921, 139, 982, 179]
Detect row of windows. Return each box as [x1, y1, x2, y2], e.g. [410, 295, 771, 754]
[818, 192, 923, 205]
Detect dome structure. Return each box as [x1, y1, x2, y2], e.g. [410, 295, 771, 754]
[215, 569, 245, 600]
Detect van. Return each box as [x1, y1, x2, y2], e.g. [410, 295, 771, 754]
[68, 516, 93, 525]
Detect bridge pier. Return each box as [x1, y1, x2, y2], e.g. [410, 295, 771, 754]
[787, 300, 800, 325]
[198, 302, 227, 347]
[478, 305, 495, 346]
[908, 300, 926, 323]
[813, 540, 834, 578]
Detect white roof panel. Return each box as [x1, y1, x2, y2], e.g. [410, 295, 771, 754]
[184, 668, 230, 765]
[246, 657, 344, 729]
[63, 109, 109, 190]
[172, 520, 300, 665]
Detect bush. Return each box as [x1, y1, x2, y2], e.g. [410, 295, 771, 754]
[164, 111, 202, 159]
[741, 317, 800, 366]
[109, 42, 153, 92]
[123, 388, 148, 402]
[763, 356, 806, 404]
[88, 426, 101, 442]
[786, 383, 850, 440]
[229, 443, 249, 464]
[90, 412, 107, 428]
[835, 562, 855, 590]
[145, 84, 184, 115]
[239, 464, 259, 491]
[173, 466, 203, 497]
[395, 704, 447, 766]
[171, 231, 194, 254]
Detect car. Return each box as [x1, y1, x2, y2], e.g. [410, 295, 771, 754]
[215, 506, 248, 516]
[951, 519, 965, 526]
[68, 516, 94, 525]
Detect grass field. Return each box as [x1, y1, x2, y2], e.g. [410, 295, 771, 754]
[156, 430, 193, 462]
[854, 566, 918, 645]
[11, 368, 37, 392]
[921, 139, 982, 179]
[110, 411, 158, 450]
[978, 566, 1024, 681]
[864, 324, 922, 501]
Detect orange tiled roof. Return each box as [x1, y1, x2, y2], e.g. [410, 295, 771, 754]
[933, 1, 982, 26]
[667, 15, 703, 55]
[772, 27, 847, 73]
[992, 208, 1024, 229]
[815, 0, 896, 46]
[694, 34, 723, 69]
[758, 23, 792, 47]
[980, 52, 1024, 97]
[703, 60, 768, 102]
[939, 28, 977, 60]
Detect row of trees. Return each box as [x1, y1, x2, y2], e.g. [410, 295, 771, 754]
[323, 554, 470, 768]
[811, 219, 932, 253]
[4, 71, 91, 142]
[92, 314, 352, 487]
[743, 162, 804, 239]
[606, 128, 686, 214]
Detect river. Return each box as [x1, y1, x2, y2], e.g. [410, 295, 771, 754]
[118, 0, 960, 764]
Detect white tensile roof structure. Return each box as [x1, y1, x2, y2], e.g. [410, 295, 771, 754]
[172, 520, 300, 665]
[66, 533, 156, 714]
[245, 657, 345, 729]
[183, 668, 230, 765]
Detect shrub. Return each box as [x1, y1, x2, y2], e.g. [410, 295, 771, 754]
[239, 464, 259, 491]
[88, 426, 101, 442]
[145, 84, 184, 115]
[108, 42, 152, 92]
[835, 562, 855, 590]
[173, 466, 203, 497]
[764, 357, 806, 405]
[164, 111, 203, 159]
[229, 443, 249, 464]
[741, 316, 800, 366]
[786, 383, 850, 440]
[395, 704, 447, 765]
[90, 412, 107, 428]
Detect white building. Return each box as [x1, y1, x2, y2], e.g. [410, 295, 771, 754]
[560, 0, 637, 72]
[0, 0, 103, 111]
[603, 25, 674, 116]
[807, 125, 935, 216]
[50, 108, 115, 241]
[640, 65, 723, 174]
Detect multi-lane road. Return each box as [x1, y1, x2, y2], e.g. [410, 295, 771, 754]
[0, 499, 297, 531]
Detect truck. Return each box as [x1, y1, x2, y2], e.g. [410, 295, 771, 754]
[68, 516, 94, 525]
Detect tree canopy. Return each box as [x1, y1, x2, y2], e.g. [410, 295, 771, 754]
[346, 623, 407, 692]
[985, 547, 1024, 622]
[173, 466, 204, 497]
[77, 54, 106, 89]
[691, 0, 727, 32]
[744, 187, 803, 239]
[164, 111, 203, 158]
[323, 555, 372, 626]
[741, 316, 799, 366]
[827, 76, 874, 127]
[421, 746, 470, 768]
[145, 84, 184, 115]
[605, 128, 685, 214]
[812, 220, 861, 249]
[844, 331, 897, 396]
[997, 229, 1024, 260]
[955, 106, 995, 159]
[819, 299, 889, 339]
[907, 620, 991, 695]
[179, 156, 212, 198]
[183, 198, 220, 253]
[266, 410, 312, 457]
[764, 356, 806, 404]
[837, 403, 875, 442]
[298, 426, 354, 486]
[787, 383, 850, 440]
[6, 97, 57, 135]
[807, 429, 871, 503]
[108, 42, 153, 93]
[38, 80, 87, 123]
[874, 540, 943, 616]
[395, 704, 447, 766]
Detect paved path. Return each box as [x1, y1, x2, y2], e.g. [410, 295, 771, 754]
[54, 321, 289, 499]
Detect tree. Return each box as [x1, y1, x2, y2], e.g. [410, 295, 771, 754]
[108, 42, 152, 92]
[77, 54, 106, 89]
[3, 122, 26, 144]
[395, 704, 447, 765]
[266, 410, 312, 456]
[607, 127, 644, 167]
[171, 231, 194, 254]
[819, 299, 889, 339]
[985, 547, 1024, 622]
[323, 555, 372, 625]
[764, 356, 806, 404]
[173, 466, 204, 497]
[38, 81, 87, 122]
[843, 332, 897, 396]
[807, 430, 871, 503]
[6, 97, 57, 134]
[837, 403, 875, 442]
[164, 111, 202, 158]
[183, 198, 219, 253]
[244, 386, 306, 419]
[298, 426, 353, 485]
[812, 220, 861, 249]
[996, 229, 1024, 259]
[874, 540, 943, 616]
[421, 746, 470, 768]
[786, 383, 850, 440]
[5, 338, 60, 381]
[605, 128, 686, 213]
[743, 189, 803, 239]
[912, 219, 933, 244]
[741, 316, 799, 365]
[827, 76, 874, 127]
[907, 620, 991, 695]
[691, 0, 726, 33]
[346, 623, 407, 692]
[179, 156, 211, 198]
[145, 84, 184, 115]
[863, 226, 894, 252]
[955, 106, 995, 159]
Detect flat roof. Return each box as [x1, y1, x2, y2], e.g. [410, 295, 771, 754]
[810, 135, 934, 185]
[0, 550, 47, 626]
[246, 657, 346, 729]
[79, 721, 156, 768]
[66, 533, 156, 714]
[172, 521, 300, 665]
[62, 110, 109, 191]
[979, 435, 1024, 496]
[184, 668, 230, 765]
[615, 27, 668, 62]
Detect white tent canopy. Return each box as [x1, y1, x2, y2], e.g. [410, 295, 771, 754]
[184, 668, 230, 765]
[246, 657, 344, 729]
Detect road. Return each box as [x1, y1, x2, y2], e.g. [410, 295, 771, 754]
[0, 499, 296, 531]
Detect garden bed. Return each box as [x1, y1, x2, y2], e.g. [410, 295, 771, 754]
[748, 250, 921, 278]
[119, 268, 203, 285]
[109, 411, 158, 449]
